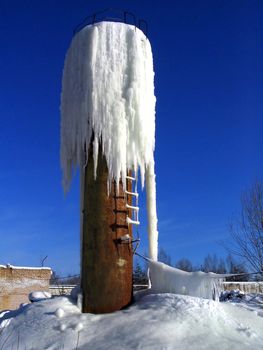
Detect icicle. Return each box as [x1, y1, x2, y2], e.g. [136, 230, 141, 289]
[146, 159, 158, 261]
[93, 137, 98, 179]
[127, 216, 140, 226]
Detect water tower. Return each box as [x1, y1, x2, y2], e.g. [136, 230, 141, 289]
[61, 9, 158, 313]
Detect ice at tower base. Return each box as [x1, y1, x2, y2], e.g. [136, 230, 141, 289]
[61, 21, 158, 261]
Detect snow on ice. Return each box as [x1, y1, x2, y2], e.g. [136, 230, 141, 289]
[61, 21, 158, 260]
[149, 260, 224, 301]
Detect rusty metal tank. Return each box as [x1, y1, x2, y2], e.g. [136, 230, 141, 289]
[81, 146, 133, 313]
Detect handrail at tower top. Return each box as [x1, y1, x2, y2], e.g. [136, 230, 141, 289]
[73, 8, 148, 38]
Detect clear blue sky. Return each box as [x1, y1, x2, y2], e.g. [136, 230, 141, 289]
[0, 0, 262, 275]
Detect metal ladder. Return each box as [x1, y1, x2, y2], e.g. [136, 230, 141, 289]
[122, 173, 140, 253]
[125, 174, 140, 226]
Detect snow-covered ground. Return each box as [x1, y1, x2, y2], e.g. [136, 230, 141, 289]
[220, 289, 263, 317]
[1, 291, 263, 350]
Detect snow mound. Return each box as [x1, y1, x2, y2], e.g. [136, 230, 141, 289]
[74, 322, 83, 332]
[1, 293, 263, 349]
[55, 307, 65, 318]
[221, 291, 263, 317]
[28, 291, 51, 302]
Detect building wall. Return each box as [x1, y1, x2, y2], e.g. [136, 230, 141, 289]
[0, 265, 51, 310]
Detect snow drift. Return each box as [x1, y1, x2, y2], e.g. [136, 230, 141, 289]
[1, 293, 263, 349]
[60, 21, 158, 260]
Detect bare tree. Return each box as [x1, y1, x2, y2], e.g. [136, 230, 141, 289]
[201, 254, 227, 273]
[225, 254, 248, 281]
[202, 254, 217, 273]
[228, 181, 263, 273]
[158, 248, 172, 266]
[133, 262, 148, 284]
[175, 258, 193, 272]
[217, 257, 227, 274]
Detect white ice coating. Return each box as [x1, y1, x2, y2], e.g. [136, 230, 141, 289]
[149, 261, 224, 301]
[146, 160, 158, 261]
[60, 21, 158, 260]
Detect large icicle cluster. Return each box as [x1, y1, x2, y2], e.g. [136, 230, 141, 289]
[61, 21, 156, 191]
[61, 21, 158, 260]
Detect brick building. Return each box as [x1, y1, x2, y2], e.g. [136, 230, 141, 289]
[0, 264, 51, 310]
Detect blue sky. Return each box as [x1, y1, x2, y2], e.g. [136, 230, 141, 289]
[0, 0, 262, 275]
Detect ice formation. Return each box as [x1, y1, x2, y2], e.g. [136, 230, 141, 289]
[149, 261, 224, 301]
[61, 21, 158, 260]
[146, 161, 158, 261]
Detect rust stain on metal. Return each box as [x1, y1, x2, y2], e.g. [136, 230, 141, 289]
[81, 146, 133, 313]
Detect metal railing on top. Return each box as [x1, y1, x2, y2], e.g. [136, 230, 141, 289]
[73, 8, 148, 37]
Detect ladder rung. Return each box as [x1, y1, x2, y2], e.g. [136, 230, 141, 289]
[120, 234, 131, 242]
[126, 204, 139, 211]
[126, 176, 136, 181]
[127, 217, 140, 225]
[125, 191, 139, 197]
